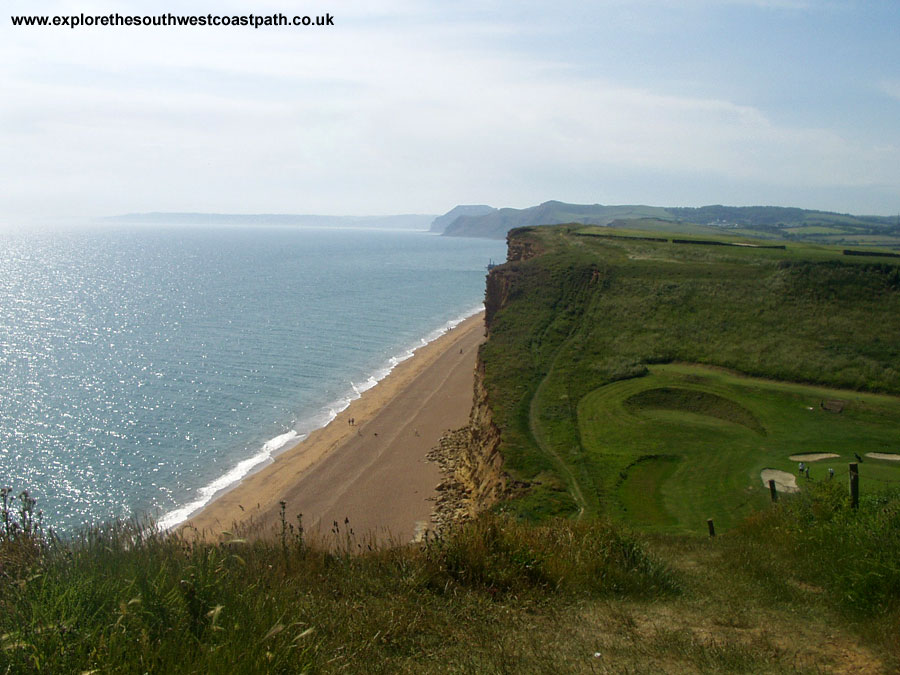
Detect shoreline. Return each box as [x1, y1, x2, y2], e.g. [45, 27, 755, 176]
[181, 311, 486, 543]
[156, 306, 484, 532]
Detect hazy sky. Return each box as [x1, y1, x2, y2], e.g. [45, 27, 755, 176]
[2, 0, 899, 223]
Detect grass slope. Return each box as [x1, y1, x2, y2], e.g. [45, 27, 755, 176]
[579, 364, 900, 533]
[0, 500, 680, 674]
[3, 487, 899, 672]
[482, 226, 900, 524]
[3, 487, 900, 672]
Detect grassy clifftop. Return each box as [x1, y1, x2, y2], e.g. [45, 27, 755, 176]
[480, 225, 900, 524]
[4, 484, 899, 672]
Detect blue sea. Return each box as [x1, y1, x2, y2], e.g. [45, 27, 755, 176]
[0, 225, 505, 534]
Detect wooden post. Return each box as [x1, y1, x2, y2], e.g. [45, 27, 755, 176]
[768, 479, 778, 502]
[849, 463, 859, 509]
[707, 518, 716, 537]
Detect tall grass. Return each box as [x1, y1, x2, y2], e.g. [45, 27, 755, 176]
[0, 494, 677, 673]
[725, 482, 900, 619]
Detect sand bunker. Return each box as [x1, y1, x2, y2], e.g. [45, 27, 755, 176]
[788, 453, 840, 462]
[865, 452, 900, 461]
[760, 469, 799, 493]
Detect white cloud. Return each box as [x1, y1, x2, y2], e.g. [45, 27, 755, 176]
[880, 80, 900, 102]
[1, 0, 897, 220]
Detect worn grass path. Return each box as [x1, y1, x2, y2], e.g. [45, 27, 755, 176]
[528, 346, 589, 520]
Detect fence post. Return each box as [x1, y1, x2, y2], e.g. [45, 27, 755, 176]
[768, 479, 778, 502]
[849, 463, 859, 509]
[707, 518, 716, 537]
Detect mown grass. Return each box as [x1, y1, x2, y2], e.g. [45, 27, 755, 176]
[468, 224, 900, 666]
[578, 364, 900, 533]
[483, 226, 900, 522]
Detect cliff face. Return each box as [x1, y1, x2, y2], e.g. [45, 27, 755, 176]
[483, 267, 511, 329]
[430, 230, 547, 525]
[427, 353, 507, 526]
[429, 235, 533, 525]
[505, 231, 541, 263]
[441, 230, 544, 519]
[484, 230, 541, 328]
[456, 359, 506, 513]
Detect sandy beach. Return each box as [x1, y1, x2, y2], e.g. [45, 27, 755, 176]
[181, 312, 485, 545]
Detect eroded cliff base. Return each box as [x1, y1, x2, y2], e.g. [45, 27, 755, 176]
[426, 360, 518, 531]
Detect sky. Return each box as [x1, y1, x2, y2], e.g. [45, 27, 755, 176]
[2, 0, 899, 224]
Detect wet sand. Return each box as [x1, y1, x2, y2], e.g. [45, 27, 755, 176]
[181, 312, 485, 545]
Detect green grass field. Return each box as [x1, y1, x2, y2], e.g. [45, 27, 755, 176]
[784, 225, 850, 235]
[472, 224, 900, 665]
[577, 364, 900, 533]
[483, 225, 900, 526]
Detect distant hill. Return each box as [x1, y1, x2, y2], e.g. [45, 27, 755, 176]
[438, 200, 900, 247]
[667, 204, 894, 228]
[102, 212, 437, 230]
[429, 205, 496, 233]
[441, 201, 670, 239]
